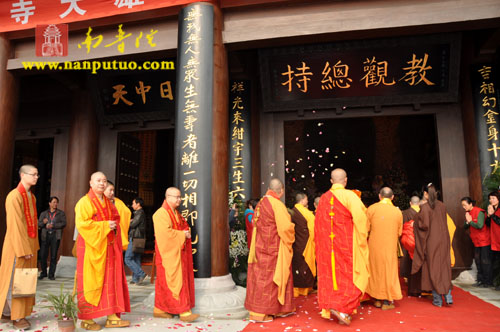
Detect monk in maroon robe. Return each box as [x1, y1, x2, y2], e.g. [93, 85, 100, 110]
[245, 179, 295, 323]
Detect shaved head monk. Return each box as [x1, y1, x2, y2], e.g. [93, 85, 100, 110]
[152, 187, 198, 322]
[0, 165, 40, 330]
[75, 171, 131, 330]
[245, 178, 295, 323]
[314, 168, 369, 325]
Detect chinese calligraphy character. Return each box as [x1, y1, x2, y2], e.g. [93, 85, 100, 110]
[232, 96, 244, 110]
[478, 66, 492, 80]
[489, 142, 500, 158]
[184, 7, 202, 21]
[233, 142, 244, 156]
[229, 186, 245, 200]
[182, 179, 198, 191]
[181, 192, 197, 208]
[182, 133, 198, 149]
[231, 82, 245, 93]
[232, 127, 244, 140]
[488, 125, 498, 141]
[184, 115, 197, 132]
[360, 56, 395, 87]
[480, 82, 495, 95]
[184, 68, 199, 83]
[321, 60, 353, 89]
[104, 24, 132, 53]
[281, 62, 313, 93]
[11, 0, 35, 24]
[60, 0, 86, 19]
[181, 150, 199, 168]
[232, 170, 244, 184]
[135, 81, 151, 104]
[400, 53, 435, 86]
[183, 99, 199, 114]
[491, 160, 500, 174]
[112, 84, 133, 106]
[146, 29, 158, 47]
[186, 22, 200, 33]
[181, 209, 198, 226]
[184, 84, 197, 99]
[160, 81, 174, 100]
[114, 0, 144, 9]
[78, 27, 103, 54]
[232, 111, 244, 125]
[483, 96, 497, 108]
[484, 109, 499, 124]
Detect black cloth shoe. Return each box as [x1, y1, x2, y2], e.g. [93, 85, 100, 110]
[38, 274, 47, 280]
[48, 276, 55, 280]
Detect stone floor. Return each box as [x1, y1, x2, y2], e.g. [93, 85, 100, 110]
[0, 276, 249, 332]
[1, 275, 499, 332]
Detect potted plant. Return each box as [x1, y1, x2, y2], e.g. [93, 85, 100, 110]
[42, 284, 79, 332]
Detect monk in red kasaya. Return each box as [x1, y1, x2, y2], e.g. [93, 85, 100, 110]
[152, 187, 198, 323]
[315, 169, 369, 326]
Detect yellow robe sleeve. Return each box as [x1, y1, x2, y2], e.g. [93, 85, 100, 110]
[269, 197, 295, 305]
[447, 214, 456, 267]
[295, 204, 316, 277]
[75, 196, 111, 306]
[115, 198, 132, 250]
[6, 191, 36, 257]
[153, 208, 186, 300]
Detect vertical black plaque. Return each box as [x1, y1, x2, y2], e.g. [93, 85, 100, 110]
[228, 80, 252, 203]
[174, 3, 214, 278]
[471, 64, 500, 181]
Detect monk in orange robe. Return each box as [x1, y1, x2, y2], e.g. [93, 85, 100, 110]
[315, 169, 369, 326]
[245, 178, 295, 323]
[0, 165, 40, 330]
[75, 172, 131, 330]
[103, 181, 132, 251]
[152, 187, 198, 322]
[365, 187, 403, 310]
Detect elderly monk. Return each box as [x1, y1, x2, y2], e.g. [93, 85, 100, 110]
[0, 165, 40, 330]
[75, 172, 131, 330]
[315, 169, 369, 326]
[291, 192, 316, 297]
[104, 181, 131, 251]
[152, 187, 198, 322]
[366, 187, 403, 310]
[245, 178, 295, 323]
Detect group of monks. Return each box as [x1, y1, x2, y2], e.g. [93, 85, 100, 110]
[245, 169, 453, 325]
[0, 165, 198, 330]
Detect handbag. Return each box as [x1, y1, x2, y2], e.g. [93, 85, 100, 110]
[132, 238, 146, 254]
[12, 268, 38, 298]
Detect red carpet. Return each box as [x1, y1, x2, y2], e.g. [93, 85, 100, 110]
[243, 287, 500, 332]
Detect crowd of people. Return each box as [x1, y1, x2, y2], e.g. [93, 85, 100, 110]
[244, 168, 500, 325]
[1, 164, 499, 330]
[0, 165, 197, 330]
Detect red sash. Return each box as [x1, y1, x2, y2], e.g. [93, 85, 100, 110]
[16, 182, 37, 238]
[87, 189, 120, 242]
[162, 200, 189, 232]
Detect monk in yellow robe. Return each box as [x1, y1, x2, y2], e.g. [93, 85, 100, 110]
[75, 172, 131, 330]
[152, 187, 198, 322]
[0, 165, 40, 330]
[366, 187, 403, 310]
[314, 169, 369, 326]
[103, 181, 131, 250]
[290, 192, 316, 297]
[245, 178, 295, 323]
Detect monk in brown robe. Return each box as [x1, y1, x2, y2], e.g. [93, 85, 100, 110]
[412, 183, 452, 307]
[401, 196, 421, 296]
[75, 172, 131, 330]
[0, 165, 40, 330]
[152, 187, 198, 322]
[245, 178, 295, 323]
[290, 192, 316, 297]
[366, 187, 403, 310]
[315, 169, 369, 326]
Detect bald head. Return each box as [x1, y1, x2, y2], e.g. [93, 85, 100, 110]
[19, 164, 36, 176]
[269, 178, 284, 197]
[90, 171, 106, 182]
[166, 187, 181, 209]
[379, 187, 393, 199]
[410, 196, 420, 206]
[89, 171, 107, 195]
[331, 168, 347, 186]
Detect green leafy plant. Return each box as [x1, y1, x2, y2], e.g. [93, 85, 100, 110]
[42, 284, 79, 322]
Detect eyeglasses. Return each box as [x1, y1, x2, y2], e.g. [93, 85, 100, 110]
[24, 173, 40, 178]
